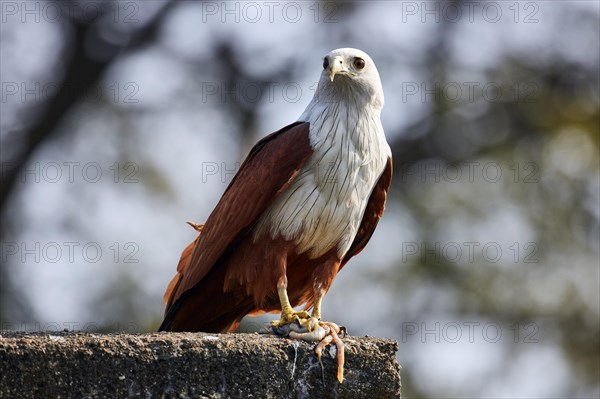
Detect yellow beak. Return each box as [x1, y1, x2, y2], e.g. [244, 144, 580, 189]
[329, 56, 346, 82]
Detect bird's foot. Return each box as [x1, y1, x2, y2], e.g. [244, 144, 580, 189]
[270, 309, 315, 329]
[264, 319, 346, 383]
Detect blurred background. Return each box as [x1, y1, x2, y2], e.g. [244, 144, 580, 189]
[1, 0, 598, 397]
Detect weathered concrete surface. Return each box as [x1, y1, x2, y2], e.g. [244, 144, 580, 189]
[0, 331, 401, 398]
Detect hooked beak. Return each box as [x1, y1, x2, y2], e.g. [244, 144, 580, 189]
[329, 56, 347, 82]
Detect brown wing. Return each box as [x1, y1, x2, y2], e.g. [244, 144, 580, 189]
[163, 121, 313, 312]
[340, 156, 393, 269]
[161, 222, 203, 306]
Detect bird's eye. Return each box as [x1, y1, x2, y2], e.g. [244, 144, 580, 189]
[353, 57, 365, 70]
[323, 57, 329, 69]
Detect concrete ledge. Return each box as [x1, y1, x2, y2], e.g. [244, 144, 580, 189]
[0, 331, 401, 398]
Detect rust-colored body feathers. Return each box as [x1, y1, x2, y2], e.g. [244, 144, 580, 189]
[159, 122, 392, 333]
[159, 48, 392, 333]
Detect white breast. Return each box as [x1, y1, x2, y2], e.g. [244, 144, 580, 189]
[253, 104, 391, 259]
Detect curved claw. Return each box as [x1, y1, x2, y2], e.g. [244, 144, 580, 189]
[263, 319, 346, 384]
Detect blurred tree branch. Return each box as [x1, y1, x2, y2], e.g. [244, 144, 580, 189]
[0, 0, 175, 212]
[210, 41, 296, 158]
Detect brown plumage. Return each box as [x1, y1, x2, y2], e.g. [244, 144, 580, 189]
[159, 122, 392, 333]
[159, 48, 392, 333]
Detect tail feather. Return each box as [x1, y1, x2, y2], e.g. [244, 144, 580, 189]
[162, 223, 204, 308]
[159, 256, 254, 332]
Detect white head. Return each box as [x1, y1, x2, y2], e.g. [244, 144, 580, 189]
[313, 48, 384, 111]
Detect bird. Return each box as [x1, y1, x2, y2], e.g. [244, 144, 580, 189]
[159, 48, 392, 337]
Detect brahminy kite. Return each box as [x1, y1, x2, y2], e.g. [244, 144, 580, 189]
[159, 48, 392, 379]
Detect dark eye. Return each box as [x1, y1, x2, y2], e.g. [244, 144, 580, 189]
[323, 57, 329, 69]
[353, 57, 365, 70]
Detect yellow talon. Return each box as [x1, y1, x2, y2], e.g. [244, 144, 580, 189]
[270, 309, 311, 327]
[269, 278, 345, 383]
